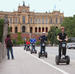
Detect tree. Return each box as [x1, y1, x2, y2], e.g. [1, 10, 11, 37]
[61, 16, 75, 38]
[17, 32, 22, 41]
[0, 19, 4, 42]
[16, 32, 24, 45]
[48, 26, 60, 46]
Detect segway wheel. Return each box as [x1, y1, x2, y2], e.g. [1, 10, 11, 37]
[38, 52, 41, 58]
[45, 52, 48, 58]
[35, 50, 37, 54]
[66, 56, 70, 65]
[31, 50, 32, 54]
[24, 48, 25, 50]
[26, 48, 27, 51]
[55, 55, 60, 65]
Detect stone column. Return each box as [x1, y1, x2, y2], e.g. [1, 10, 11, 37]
[0, 43, 2, 62]
[2, 15, 9, 61]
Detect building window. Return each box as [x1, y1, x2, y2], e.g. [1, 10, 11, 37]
[46, 17, 48, 24]
[15, 18, 18, 24]
[22, 16, 25, 24]
[42, 17, 44, 24]
[9, 18, 12, 24]
[34, 18, 37, 24]
[35, 27, 37, 33]
[56, 17, 58, 24]
[60, 17, 63, 24]
[30, 18, 32, 24]
[39, 27, 41, 32]
[46, 27, 48, 32]
[15, 27, 18, 33]
[50, 17, 52, 24]
[42, 27, 44, 32]
[14, 18, 17, 24]
[10, 27, 12, 32]
[37, 18, 40, 24]
[22, 26, 25, 33]
[9, 27, 12, 32]
[30, 27, 33, 33]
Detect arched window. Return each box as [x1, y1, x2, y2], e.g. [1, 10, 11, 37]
[35, 27, 37, 33]
[15, 27, 18, 33]
[42, 27, 44, 32]
[30, 27, 33, 33]
[10, 27, 12, 32]
[22, 26, 25, 33]
[39, 27, 41, 32]
[46, 27, 48, 32]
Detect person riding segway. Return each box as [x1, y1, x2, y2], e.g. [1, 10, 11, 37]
[56, 27, 70, 65]
[38, 32, 48, 58]
[26, 40, 30, 51]
[30, 37, 37, 54]
[24, 38, 27, 50]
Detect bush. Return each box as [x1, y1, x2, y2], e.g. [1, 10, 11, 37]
[12, 39, 16, 46]
[36, 41, 40, 45]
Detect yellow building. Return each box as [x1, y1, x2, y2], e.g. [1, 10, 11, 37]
[0, 2, 64, 35]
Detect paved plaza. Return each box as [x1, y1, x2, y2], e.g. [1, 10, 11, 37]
[0, 46, 75, 74]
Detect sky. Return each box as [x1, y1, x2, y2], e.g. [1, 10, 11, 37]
[0, 0, 75, 17]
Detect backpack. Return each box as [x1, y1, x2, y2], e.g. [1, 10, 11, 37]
[7, 39, 13, 47]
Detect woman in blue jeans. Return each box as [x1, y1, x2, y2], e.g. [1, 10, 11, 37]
[5, 34, 14, 60]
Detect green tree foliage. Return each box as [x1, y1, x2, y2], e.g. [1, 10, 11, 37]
[0, 19, 4, 42]
[16, 32, 24, 45]
[48, 26, 60, 46]
[61, 16, 75, 37]
[17, 32, 22, 41]
[8, 27, 11, 34]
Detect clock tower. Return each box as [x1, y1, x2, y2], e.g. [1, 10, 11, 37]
[18, 1, 30, 13]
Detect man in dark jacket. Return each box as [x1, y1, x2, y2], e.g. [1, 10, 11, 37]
[5, 34, 14, 60]
[39, 32, 47, 54]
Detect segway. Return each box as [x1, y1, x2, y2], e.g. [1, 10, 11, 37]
[30, 43, 37, 54]
[26, 44, 30, 51]
[55, 41, 70, 65]
[38, 42, 48, 58]
[24, 44, 27, 50]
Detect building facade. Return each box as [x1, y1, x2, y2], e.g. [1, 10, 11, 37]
[0, 2, 64, 35]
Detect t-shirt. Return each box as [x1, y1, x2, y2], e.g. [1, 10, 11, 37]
[57, 33, 67, 41]
[30, 38, 36, 43]
[26, 41, 30, 45]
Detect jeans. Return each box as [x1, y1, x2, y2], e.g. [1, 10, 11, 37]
[24, 44, 26, 50]
[59, 44, 66, 58]
[7, 47, 14, 59]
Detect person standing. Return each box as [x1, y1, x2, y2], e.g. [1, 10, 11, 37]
[5, 34, 14, 60]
